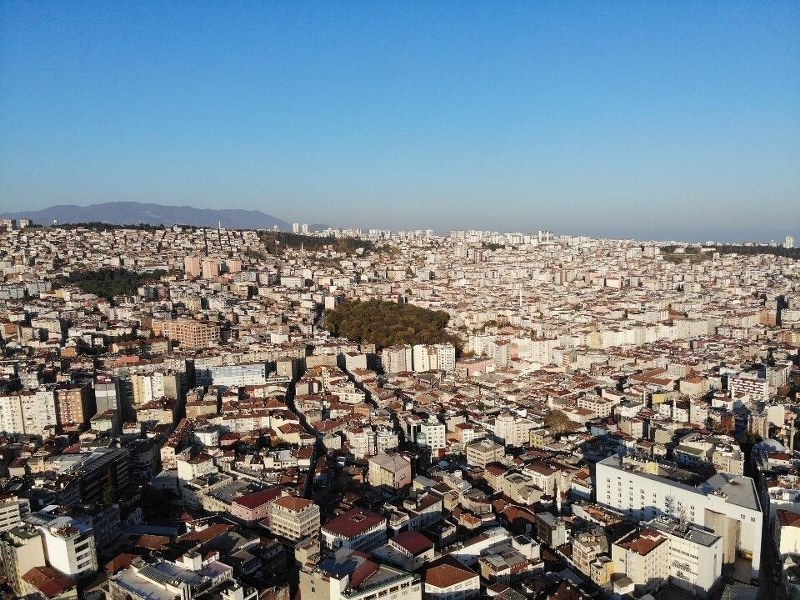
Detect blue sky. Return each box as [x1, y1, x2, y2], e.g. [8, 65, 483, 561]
[1, 2, 798, 240]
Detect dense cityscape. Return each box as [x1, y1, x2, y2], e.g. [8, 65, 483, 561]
[0, 218, 797, 600]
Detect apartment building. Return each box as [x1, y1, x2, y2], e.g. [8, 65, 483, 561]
[368, 453, 412, 491]
[466, 439, 504, 468]
[611, 527, 669, 596]
[649, 517, 722, 597]
[55, 383, 94, 427]
[321, 508, 387, 552]
[424, 555, 480, 600]
[0, 525, 46, 596]
[0, 388, 59, 435]
[152, 318, 220, 349]
[267, 496, 321, 542]
[39, 516, 98, 578]
[300, 548, 421, 600]
[0, 495, 30, 532]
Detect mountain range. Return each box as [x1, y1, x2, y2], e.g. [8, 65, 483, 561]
[1, 202, 290, 230]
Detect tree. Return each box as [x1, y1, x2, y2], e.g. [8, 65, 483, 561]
[544, 410, 580, 434]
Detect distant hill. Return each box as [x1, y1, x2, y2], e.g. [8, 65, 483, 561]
[1, 202, 290, 230]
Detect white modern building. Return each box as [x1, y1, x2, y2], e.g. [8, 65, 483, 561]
[649, 517, 723, 597]
[39, 516, 98, 578]
[596, 456, 762, 578]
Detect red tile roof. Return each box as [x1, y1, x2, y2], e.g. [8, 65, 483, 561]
[232, 487, 285, 509]
[390, 531, 434, 556]
[322, 508, 385, 539]
[22, 566, 75, 599]
[425, 557, 477, 589]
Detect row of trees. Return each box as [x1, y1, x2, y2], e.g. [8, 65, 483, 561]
[325, 299, 461, 351]
[55, 268, 166, 301]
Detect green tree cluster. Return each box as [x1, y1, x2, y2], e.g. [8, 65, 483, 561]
[714, 244, 800, 260]
[259, 231, 374, 255]
[325, 299, 460, 351]
[56, 268, 166, 301]
[56, 222, 165, 231]
[660, 244, 800, 260]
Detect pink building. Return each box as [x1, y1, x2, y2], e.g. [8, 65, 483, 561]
[230, 487, 287, 524]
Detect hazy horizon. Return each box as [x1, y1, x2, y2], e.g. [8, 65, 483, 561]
[2, 3, 798, 241]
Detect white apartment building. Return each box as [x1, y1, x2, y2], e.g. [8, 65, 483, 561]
[730, 373, 769, 402]
[434, 343, 456, 372]
[210, 363, 268, 388]
[412, 344, 437, 372]
[176, 452, 216, 487]
[0, 389, 59, 436]
[376, 428, 400, 453]
[418, 419, 446, 452]
[492, 413, 535, 447]
[596, 456, 762, 578]
[382, 345, 413, 374]
[39, 516, 98, 578]
[612, 527, 669, 596]
[130, 372, 181, 405]
[347, 428, 377, 458]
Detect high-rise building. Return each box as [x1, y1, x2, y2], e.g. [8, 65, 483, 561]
[94, 375, 120, 414]
[786, 235, 795, 249]
[55, 383, 94, 428]
[382, 345, 413, 374]
[201, 257, 221, 279]
[183, 255, 202, 277]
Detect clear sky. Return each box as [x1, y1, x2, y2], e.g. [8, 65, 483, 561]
[1, 2, 798, 240]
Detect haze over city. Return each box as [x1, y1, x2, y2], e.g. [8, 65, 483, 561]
[1, 2, 799, 239]
[3, 5, 800, 600]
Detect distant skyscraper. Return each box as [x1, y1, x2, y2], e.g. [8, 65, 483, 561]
[292, 222, 300, 234]
[785, 235, 794, 249]
[301, 223, 309, 234]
